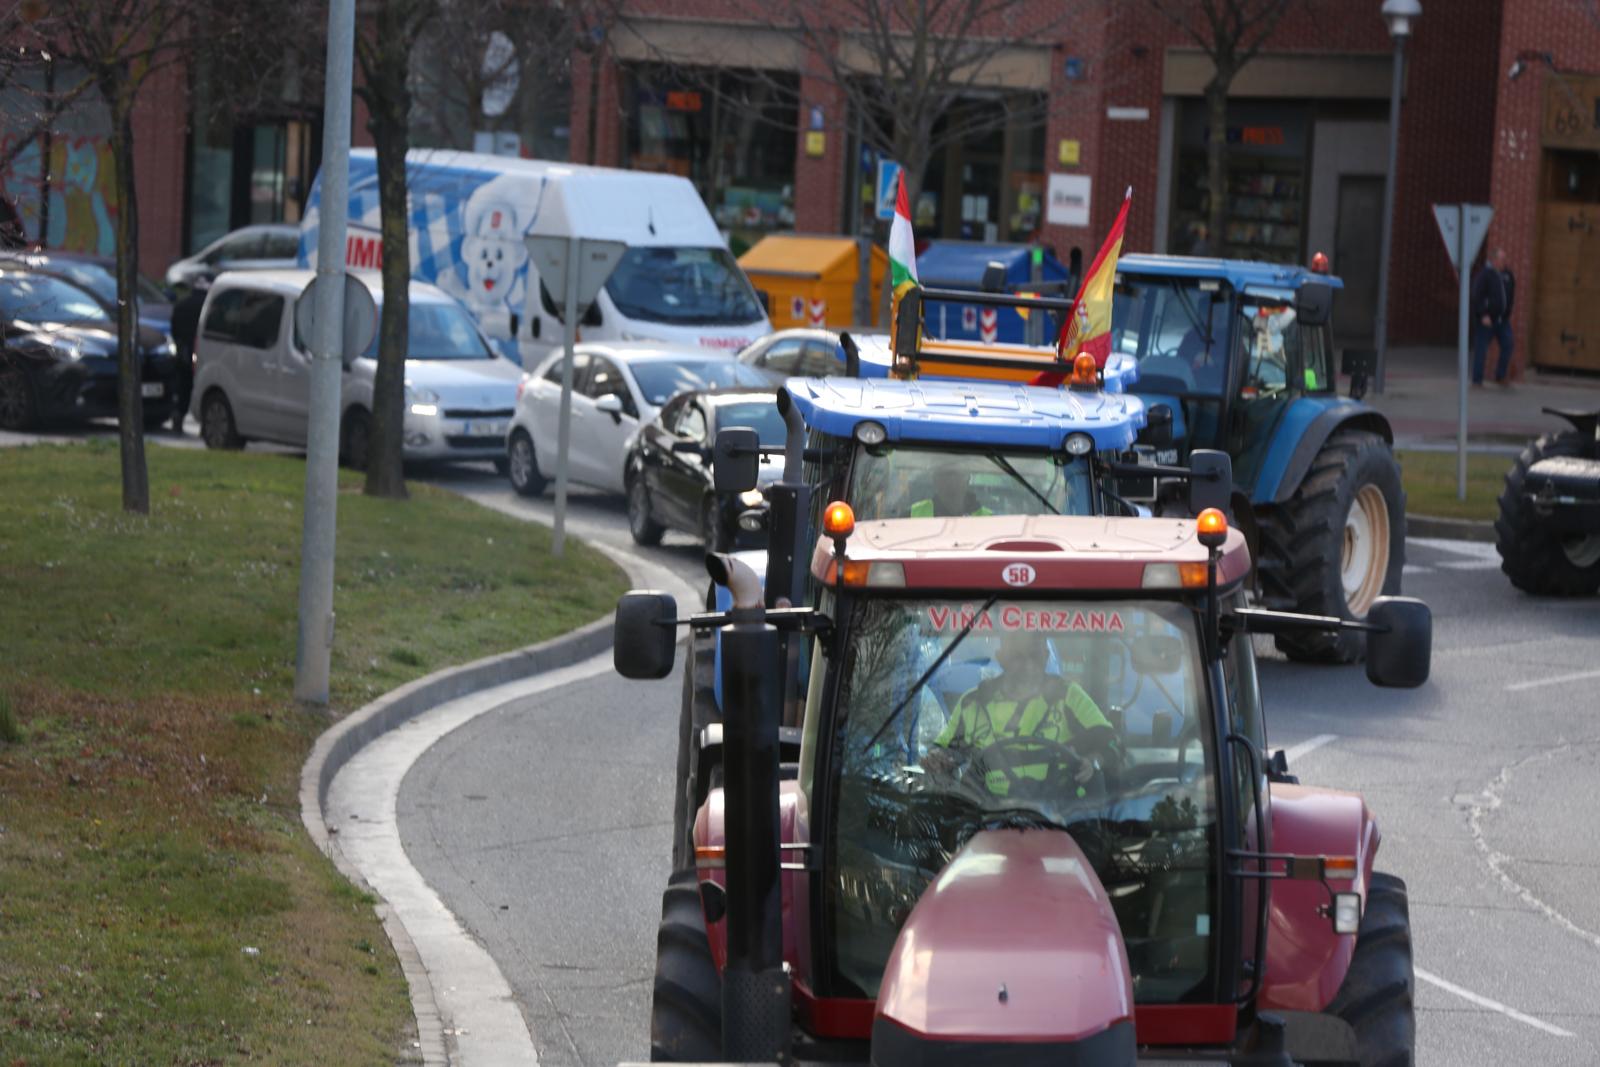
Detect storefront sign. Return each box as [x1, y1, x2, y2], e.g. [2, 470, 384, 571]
[805, 131, 826, 157]
[665, 90, 702, 112]
[1543, 74, 1600, 151]
[1047, 173, 1091, 227]
[809, 104, 825, 131]
[1058, 138, 1081, 166]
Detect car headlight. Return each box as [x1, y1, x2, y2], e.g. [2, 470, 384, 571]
[406, 386, 440, 417]
[45, 337, 84, 361]
[158, 335, 178, 357]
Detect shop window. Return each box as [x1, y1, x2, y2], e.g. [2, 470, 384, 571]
[1171, 101, 1308, 265]
[624, 66, 797, 256]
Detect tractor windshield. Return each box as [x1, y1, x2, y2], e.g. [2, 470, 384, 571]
[817, 596, 1218, 1004]
[849, 443, 1095, 520]
[1111, 276, 1231, 397]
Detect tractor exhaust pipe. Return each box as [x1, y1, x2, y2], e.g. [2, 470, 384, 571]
[712, 554, 790, 1059]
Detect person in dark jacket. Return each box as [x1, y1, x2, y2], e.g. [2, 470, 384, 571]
[168, 278, 209, 431]
[1471, 246, 1515, 387]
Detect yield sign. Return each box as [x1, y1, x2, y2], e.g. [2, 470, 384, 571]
[1433, 204, 1494, 275]
[524, 235, 628, 311]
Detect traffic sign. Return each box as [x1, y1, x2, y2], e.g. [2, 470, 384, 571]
[295, 272, 377, 362]
[523, 235, 627, 312]
[1433, 203, 1493, 274]
[875, 160, 903, 221]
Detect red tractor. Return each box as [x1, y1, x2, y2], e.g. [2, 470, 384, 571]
[613, 473, 1431, 1065]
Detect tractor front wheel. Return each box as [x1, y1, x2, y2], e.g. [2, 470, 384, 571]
[650, 870, 722, 1062]
[1325, 872, 1415, 1067]
[1494, 431, 1600, 595]
[1259, 430, 1405, 663]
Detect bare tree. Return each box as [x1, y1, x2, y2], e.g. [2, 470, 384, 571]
[11, 0, 267, 513]
[1144, 0, 1302, 247]
[354, 0, 440, 500]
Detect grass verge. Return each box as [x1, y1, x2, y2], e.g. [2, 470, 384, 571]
[1397, 449, 1511, 523]
[0, 442, 626, 1065]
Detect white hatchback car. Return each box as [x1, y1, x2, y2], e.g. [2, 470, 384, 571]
[505, 341, 771, 497]
[192, 270, 521, 468]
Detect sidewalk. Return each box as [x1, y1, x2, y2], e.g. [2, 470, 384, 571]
[1365, 345, 1600, 453]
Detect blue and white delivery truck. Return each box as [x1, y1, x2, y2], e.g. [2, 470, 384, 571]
[298, 149, 772, 365]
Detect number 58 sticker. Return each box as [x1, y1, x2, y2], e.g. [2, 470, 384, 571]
[1002, 563, 1036, 587]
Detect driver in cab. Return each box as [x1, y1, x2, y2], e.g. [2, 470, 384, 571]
[909, 467, 995, 519]
[923, 630, 1118, 798]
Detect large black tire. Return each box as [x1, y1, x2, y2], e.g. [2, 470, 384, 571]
[1324, 872, 1415, 1067]
[200, 389, 243, 450]
[0, 361, 38, 431]
[1258, 430, 1406, 663]
[1494, 431, 1600, 595]
[650, 870, 722, 1062]
[629, 474, 667, 547]
[507, 430, 548, 497]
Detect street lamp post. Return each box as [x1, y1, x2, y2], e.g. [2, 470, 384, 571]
[1373, 0, 1420, 395]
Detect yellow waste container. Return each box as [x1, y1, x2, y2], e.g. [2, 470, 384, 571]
[739, 235, 886, 330]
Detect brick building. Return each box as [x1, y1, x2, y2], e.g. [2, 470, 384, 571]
[573, 0, 1595, 373]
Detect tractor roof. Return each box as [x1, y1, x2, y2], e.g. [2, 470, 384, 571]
[845, 332, 1141, 394]
[1118, 253, 1345, 293]
[782, 375, 1146, 453]
[809, 514, 1251, 593]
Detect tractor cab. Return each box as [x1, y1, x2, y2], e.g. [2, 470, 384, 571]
[614, 496, 1432, 1066]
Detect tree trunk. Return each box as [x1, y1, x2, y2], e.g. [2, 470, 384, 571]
[1204, 72, 1231, 256]
[365, 60, 410, 499]
[108, 81, 149, 514]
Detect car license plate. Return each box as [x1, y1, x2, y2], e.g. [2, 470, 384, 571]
[457, 419, 506, 437]
[141, 382, 164, 398]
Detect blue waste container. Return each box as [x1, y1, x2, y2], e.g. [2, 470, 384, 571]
[916, 241, 1072, 344]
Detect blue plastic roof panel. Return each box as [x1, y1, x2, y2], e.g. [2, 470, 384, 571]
[783, 376, 1147, 453]
[1117, 253, 1345, 292]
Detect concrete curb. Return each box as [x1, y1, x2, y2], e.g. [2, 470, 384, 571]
[299, 613, 615, 1066]
[1409, 513, 1497, 543]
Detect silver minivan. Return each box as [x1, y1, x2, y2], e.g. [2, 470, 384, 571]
[191, 269, 521, 469]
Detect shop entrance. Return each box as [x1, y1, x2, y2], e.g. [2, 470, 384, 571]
[1532, 74, 1600, 373]
[1332, 175, 1383, 343]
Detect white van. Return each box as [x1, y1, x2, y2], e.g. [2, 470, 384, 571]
[297, 149, 772, 367]
[191, 269, 521, 469]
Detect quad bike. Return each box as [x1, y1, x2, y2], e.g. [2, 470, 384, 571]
[1495, 407, 1600, 595]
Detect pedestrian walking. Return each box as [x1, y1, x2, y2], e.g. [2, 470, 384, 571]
[1471, 246, 1515, 387]
[168, 278, 209, 431]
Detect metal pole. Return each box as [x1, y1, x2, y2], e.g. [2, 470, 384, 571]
[552, 236, 578, 557]
[294, 0, 355, 704]
[1456, 209, 1469, 501]
[1374, 34, 1406, 395]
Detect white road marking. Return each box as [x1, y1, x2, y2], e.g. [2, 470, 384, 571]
[1402, 564, 1436, 575]
[1415, 967, 1575, 1038]
[1282, 733, 1337, 764]
[1438, 560, 1501, 571]
[1410, 537, 1502, 560]
[1505, 667, 1600, 692]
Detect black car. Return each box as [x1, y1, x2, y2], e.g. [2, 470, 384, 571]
[0, 269, 179, 431]
[0, 249, 173, 334]
[625, 387, 787, 550]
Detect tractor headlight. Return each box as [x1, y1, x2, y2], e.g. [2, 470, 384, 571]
[1065, 432, 1094, 456]
[854, 420, 887, 446]
[737, 489, 765, 508]
[1331, 892, 1361, 935]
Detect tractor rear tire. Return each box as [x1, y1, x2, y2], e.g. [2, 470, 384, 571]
[650, 870, 723, 1062]
[1258, 430, 1405, 663]
[1494, 431, 1600, 595]
[1325, 872, 1415, 1067]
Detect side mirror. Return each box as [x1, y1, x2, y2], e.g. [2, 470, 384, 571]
[614, 591, 679, 679]
[1188, 449, 1232, 516]
[1143, 403, 1174, 448]
[712, 426, 760, 493]
[1295, 281, 1334, 327]
[594, 393, 624, 421]
[981, 261, 1007, 293]
[1365, 596, 1431, 688]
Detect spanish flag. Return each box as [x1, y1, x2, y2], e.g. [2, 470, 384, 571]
[1051, 187, 1131, 374]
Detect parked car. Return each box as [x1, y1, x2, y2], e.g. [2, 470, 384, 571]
[192, 269, 520, 468]
[506, 342, 770, 498]
[165, 224, 300, 289]
[0, 268, 178, 430]
[0, 249, 173, 333]
[625, 386, 787, 549]
[735, 327, 843, 383]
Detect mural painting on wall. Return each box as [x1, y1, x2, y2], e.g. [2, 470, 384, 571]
[0, 135, 118, 255]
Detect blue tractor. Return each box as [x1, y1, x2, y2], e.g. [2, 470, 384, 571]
[1104, 255, 1404, 663]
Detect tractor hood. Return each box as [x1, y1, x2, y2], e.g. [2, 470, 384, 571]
[871, 829, 1137, 1066]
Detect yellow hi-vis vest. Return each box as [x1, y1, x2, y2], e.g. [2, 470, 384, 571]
[933, 678, 1111, 796]
[909, 499, 995, 519]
